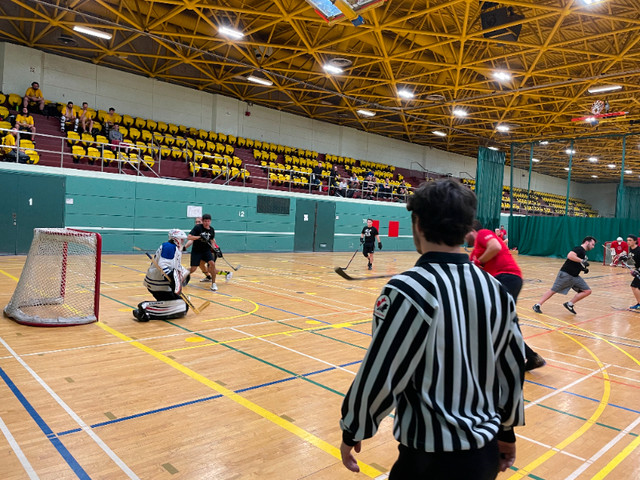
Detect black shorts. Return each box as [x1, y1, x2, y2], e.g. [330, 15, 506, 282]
[363, 243, 375, 256]
[632, 276, 640, 289]
[190, 249, 214, 267]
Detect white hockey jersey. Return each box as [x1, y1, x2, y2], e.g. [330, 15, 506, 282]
[143, 241, 188, 292]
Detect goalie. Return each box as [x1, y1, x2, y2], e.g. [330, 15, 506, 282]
[609, 236, 629, 267]
[133, 229, 191, 322]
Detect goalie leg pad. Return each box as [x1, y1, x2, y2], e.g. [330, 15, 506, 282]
[139, 299, 188, 320]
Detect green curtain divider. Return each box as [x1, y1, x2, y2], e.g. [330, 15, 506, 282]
[509, 216, 639, 262]
[616, 185, 640, 219]
[476, 146, 505, 230]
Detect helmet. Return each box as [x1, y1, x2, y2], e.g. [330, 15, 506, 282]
[168, 229, 187, 245]
[617, 237, 623, 242]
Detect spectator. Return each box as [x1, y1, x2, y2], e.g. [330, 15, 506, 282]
[396, 180, 408, 202]
[15, 107, 36, 141]
[103, 107, 118, 134]
[60, 101, 79, 133]
[362, 173, 376, 199]
[347, 172, 359, 198]
[109, 124, 124, 150]
[379, 177, 392, 199]
[336, 176, 348, 197]
[311, 161, 324, 190]
[23, 82, 45, 113]
[2, 128, 29, 163]
[79, 102, 95, 134]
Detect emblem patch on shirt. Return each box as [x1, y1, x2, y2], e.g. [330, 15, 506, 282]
[374, 295, 391, 319]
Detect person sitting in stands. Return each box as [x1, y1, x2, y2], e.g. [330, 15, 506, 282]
[348, 173, 359, 198]
[311, 161, 324, 190]
[60, 101, 79, 133]
[396, 180, 408, 202]
[23, 82, 45, 113]
[362, 174, 376, 199]
[109, 124, 124, 150]
[337, 177, 348, 197]
[79, 102, 94, 134]
[15, 107, 36, 141]
[2, 128, 29, 163]
[379, 178, 392, 199]
[103, 107, 118, 135]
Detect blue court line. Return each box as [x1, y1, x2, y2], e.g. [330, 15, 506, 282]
[56, 360, 365, 437]
[0, 365, 91, 479]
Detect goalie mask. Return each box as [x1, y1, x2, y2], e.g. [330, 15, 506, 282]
[168, 229, 187, 248]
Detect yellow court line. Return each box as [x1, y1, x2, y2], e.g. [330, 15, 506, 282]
[200, 298, 259, 323]
[508, 312, 611, 480]
[96, 322, 383, 478]
[0, 269, 19, 282]
[160, 318, 372, 354]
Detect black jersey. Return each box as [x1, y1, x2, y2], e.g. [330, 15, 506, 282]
[361, 226, 379, 244]
[560, 245, 586, 277]
[189, 224, 215, 253]
[629, 246, 640, 270]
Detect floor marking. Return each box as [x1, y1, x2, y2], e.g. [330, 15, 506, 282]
[0, 415, 39, 479]
[565, 414, 640, 479]
[185, 337, 205, 343]
[0, 269, 19, 281]
[516, 432, 586, 462]
[200, 298, 259, 323]
[104, 412, 117, 420]
[161, 463, 178, 474]
[96, 322, 383, 478]
[0, 337, 139, 479]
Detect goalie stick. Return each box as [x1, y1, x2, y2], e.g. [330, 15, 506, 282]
[334, 266, 395, 281]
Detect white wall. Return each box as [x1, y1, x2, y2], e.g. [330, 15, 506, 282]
[1, 41, 596, 202]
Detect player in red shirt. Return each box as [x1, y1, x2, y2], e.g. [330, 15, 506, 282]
[610, 236, 629, 266]
[466, 220, 545, 371]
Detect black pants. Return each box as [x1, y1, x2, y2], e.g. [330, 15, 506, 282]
[389, 438, 499, 480]
[495, 273, 537, 360]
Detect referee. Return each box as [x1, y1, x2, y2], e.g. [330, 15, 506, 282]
[339, 179, 525, 479]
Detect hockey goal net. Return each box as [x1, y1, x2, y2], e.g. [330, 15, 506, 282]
[4, 228, 102, 326]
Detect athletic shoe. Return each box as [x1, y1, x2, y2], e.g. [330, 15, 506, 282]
[524, 353, 546, 372]
[629, 304, 640, 310]
[532, 304, 542, 314]
[200, 275, 212, 282]
[225, 272, 233, 282]
[210, 282, 218, 291]
[368, 262, 372, 270]
[563, 302, 577, 314]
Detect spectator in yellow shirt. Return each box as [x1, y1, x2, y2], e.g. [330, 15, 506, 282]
[103, 107, 118, 134]
[2, 128, 28, 163]
[60, 101, 79, 133]
[79, 102, 94, 134]
[23, 82, 45, 112]
[16, 107, 36, 140]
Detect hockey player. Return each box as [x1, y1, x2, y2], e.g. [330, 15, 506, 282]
[610, 236, 629, 266]
[360, 218, 382, 270]
[133, 229, 190, 322]
[187, 213, 232, 291]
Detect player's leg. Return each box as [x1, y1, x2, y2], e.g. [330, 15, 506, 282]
[368, 251, 374, 270]
[629, 279, 640, 309]
[189, 251, 202, 275]
[133, 291, 188, 321]
[199, 260, 211, 282]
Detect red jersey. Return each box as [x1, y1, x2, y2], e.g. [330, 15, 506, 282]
[499, 228, 507, 240]
[471, 229, 521, 277]
[610, 240, 628, 254]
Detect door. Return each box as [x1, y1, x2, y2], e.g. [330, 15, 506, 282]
[0, 172, 66, 254]
[294, 199, 336, 252]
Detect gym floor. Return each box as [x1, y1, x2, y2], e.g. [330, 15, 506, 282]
[1, 251, 639, 479]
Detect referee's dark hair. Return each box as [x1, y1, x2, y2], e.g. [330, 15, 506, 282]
[407, 178, 476, 246]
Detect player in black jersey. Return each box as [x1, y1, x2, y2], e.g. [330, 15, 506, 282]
[626, 235, 640, 310]
[360, 219, 382, 270]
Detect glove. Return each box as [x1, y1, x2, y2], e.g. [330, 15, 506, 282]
[213, 246, 223, 258]
[360, 237, 364, 244]
[378, 242, 382, 250]
[632, 270, 640, 279]
[581, 261, 589, 274]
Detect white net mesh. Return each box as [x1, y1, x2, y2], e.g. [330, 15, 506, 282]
[4, 228, 101, 326]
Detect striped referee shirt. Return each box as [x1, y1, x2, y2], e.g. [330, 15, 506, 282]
[340, 251, 525, 452]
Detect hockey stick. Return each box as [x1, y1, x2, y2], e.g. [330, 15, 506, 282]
[341, 246, 361, 270]
[206, 241, 241, 271]
[220, 256, 241, 272]
[334, 266, 395, 281]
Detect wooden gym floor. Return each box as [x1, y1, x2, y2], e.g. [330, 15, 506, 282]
[1, 251, 640, 480]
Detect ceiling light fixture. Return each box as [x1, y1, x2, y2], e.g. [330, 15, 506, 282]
[588, 157, 598, 162]
[607, 164, 616, 168]
[357, 109, 376, 117]
[591, 175, 598, 178]
[532, 158, 540, 162]
[432, 130, 447, 137]
[453, 108, 468, 117]
[625, 169, 633, 174]
[564, 167, 570, 171]
[323, 64, 343, 74]
[540, 141, 549, 145]
[488, 146, 499, 151]
[565, 149, 576, 154]
[398, 89, 414, 99]
[246, 75, 273, 86]
[587, 84, 622, 94]
[73, 25, 112, 40]
[492, 71, 511, 81]
[496, 125, 510, 132]
[218, 26, 244, 39]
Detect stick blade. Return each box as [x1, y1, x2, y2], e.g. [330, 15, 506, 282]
[334, 267, 394, 281]
[334, 266, 353, 280]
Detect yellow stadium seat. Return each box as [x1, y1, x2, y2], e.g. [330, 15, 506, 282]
[227, 135, 236, 145]
[0, 94, 5, 106]
[160, 146, 171, 160]
[87, 147, 101, 164]
[66, 131, 81, 145]
[20, 139, 35, 150]
[134, 117, 146, 129]
[198, 129, 208, 140]
[168, 124, 179, 135]
[153, 132, 165, 144]
[0, 120, 12, 130]
[8, 94, 22, 110]
[208, 131, 218, 142]
[136, 141, 148, 154]
[186, 137, 196, 148]
[217, 132, 227, 143]
[146, 119, 157, 131]
[196, 139, 206, 151]
[189, 162, 200, 175]
[141, 155, 155, 169]
[25, 149, 39, 164]
[164, 135, 175, 147]
[71, 145, 86, 163]
[188, 127, 197, 137]
[81, 133, 95, 146]
[245, 138, 254, 149]
[237, 137, 246, 148]
[225, 144, 234, 155]
[122, 115, 134, 127]
[128, 128, 141, 141]
[157, 121, 168, 133]
[254, 140, 262, 150]
[0, 106, 9, 120]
